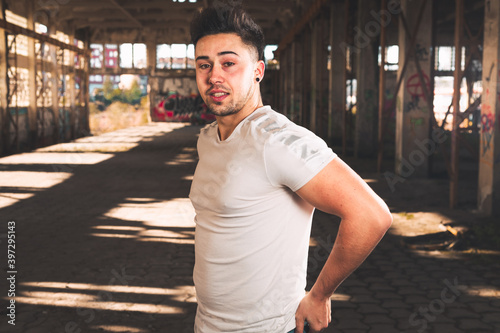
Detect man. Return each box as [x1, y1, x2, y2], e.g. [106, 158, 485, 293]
[188, 4, 392, 333]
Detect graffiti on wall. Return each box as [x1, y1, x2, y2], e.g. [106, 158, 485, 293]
[152, 92, 215, 124]
[405, 71, 431, 114]
[480, 106, 495, 158]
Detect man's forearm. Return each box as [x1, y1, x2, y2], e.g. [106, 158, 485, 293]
[309, 216, 390, 300]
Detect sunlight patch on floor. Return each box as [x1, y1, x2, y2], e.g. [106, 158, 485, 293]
[389, 211, 451, 237]
[0, 171, 72, 188]
[0, 152, 113, 165]
[15, 281, 197, 314]
[103, 198, 195, 228]
[21, 281, 195, 296]
[89, 325, 148, 333]
[0, 192, 35, 209]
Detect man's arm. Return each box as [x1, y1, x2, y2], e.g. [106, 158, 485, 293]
[294, 157, 393, 333]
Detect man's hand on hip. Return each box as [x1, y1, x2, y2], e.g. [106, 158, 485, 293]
[295, 291, 331, 333]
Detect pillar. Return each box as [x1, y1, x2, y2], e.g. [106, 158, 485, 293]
[49, 24, 60, 143]
[478, 0, 500, 216]
[68, 27, 77, 140]
[395, 0, 433, 177]
[302, 29, 311, 128]
[146, 38, 157, 121]
[294, 37, 304, 125]
[450, 0, 464, 209]
[281, 47, 288, 117]
[318, 13, 330, 139]
[290, 41, 296, 122]
[81, 36, 90, 135]
[0, 2, 8, 154]
[310, 19, 320, 133]
[329, 0, 347, 145]
[355, 0, 379, 157]
[27, 0, 38, 148]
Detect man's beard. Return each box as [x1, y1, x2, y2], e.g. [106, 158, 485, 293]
[207, 101, 240, 117]
[206, 93, 250, 117]
[205, 83, 254, 117]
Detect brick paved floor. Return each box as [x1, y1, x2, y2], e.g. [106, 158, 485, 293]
[0, 123, 499, 333]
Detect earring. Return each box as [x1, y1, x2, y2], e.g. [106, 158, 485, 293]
[256, 77, 260, 82]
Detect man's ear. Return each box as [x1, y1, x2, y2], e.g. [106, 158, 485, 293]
[255, 60, 265, 81]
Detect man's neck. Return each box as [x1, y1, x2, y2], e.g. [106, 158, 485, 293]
[216, 100, 263, 141]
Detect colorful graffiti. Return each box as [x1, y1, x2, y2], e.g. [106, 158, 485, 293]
[406, 72, 431, 99]
[481, 110, 495, 157]
[415, 43, 429, 62]
[152, 92, 215, 124]
[405, 72, 431, 114]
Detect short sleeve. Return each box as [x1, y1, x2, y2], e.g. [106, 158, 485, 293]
[264, 126, 336, 191]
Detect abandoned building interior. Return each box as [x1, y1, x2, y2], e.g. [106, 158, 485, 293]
[0, 0, 499, 332]
[0, 0, 496, 215]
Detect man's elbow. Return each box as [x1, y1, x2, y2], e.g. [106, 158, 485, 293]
[374, 202, 393, 233]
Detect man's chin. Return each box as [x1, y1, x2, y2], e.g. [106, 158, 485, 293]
[208, 105, 239, 117]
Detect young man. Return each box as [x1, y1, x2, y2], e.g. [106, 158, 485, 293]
[188, 5, 392, 333]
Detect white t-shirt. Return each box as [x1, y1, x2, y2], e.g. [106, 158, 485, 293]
[189, 106, 336, 333]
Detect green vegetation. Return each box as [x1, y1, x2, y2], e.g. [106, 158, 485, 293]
[93, 76, 144, 108]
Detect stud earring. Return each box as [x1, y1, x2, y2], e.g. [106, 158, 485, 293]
[256, 77, 260, 82]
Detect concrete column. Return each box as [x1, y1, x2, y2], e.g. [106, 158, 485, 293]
[395, 0, 433, 177]
[0, 2, 9, 154]
[81, 37, 91, 135]
[281, 47, 288, 117]
[478, 0, 500, 216]
[296, 36, 304, 125]
[355, 0, 379, 157]
[290, 41, 296, 122]
[146, 39, 157, 121]
[329, 1, 346, 145]
[310, 19, 319, 133]
[26, 0, 38, 148]
[68, 27, 77, 140]
[49, 24, 60, 143]
[319, 13, 329, 139]
[302, 29, 311, 128]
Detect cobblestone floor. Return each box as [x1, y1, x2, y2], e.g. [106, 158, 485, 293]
[0, 123, 499, 333]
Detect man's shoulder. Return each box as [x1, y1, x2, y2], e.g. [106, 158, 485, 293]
[199, 120, 217, 137]
[247, 106, 299, 137]
[247, 106, 318, 145]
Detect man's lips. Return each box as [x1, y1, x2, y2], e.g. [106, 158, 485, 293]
[207, 90, 229, 102]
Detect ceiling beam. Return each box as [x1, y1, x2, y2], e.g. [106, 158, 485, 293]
[276, 0, 329, 55]
[60, 10, 197, 22]
[108, 0, 142, 27]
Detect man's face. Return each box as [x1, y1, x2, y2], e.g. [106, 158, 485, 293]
[195, 33, 262, 117]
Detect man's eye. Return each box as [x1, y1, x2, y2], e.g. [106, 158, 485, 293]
[224, 62, 235, 67]
[199, 64, 210, 69]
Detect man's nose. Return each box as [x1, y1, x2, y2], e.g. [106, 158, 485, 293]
[208, 65, 224, 84]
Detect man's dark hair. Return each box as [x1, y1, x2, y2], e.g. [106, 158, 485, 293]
[190, 4, 265, 61]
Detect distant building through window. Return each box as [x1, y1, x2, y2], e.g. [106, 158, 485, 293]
[156, 44, 195, 69]
[171, 44, 187, 69]
[105, 44, 119, 68]
[157, 44, 172, 69]
[378, 45, 399, 71]
[90, 44, 103, 68]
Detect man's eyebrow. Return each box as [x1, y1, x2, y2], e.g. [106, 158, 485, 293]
[195, 51, 239, 62]
[218, 51, 239, 57]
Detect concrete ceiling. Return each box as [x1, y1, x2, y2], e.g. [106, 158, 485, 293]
[28, 0, 304, 45]
[4, 0, 487, 47]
